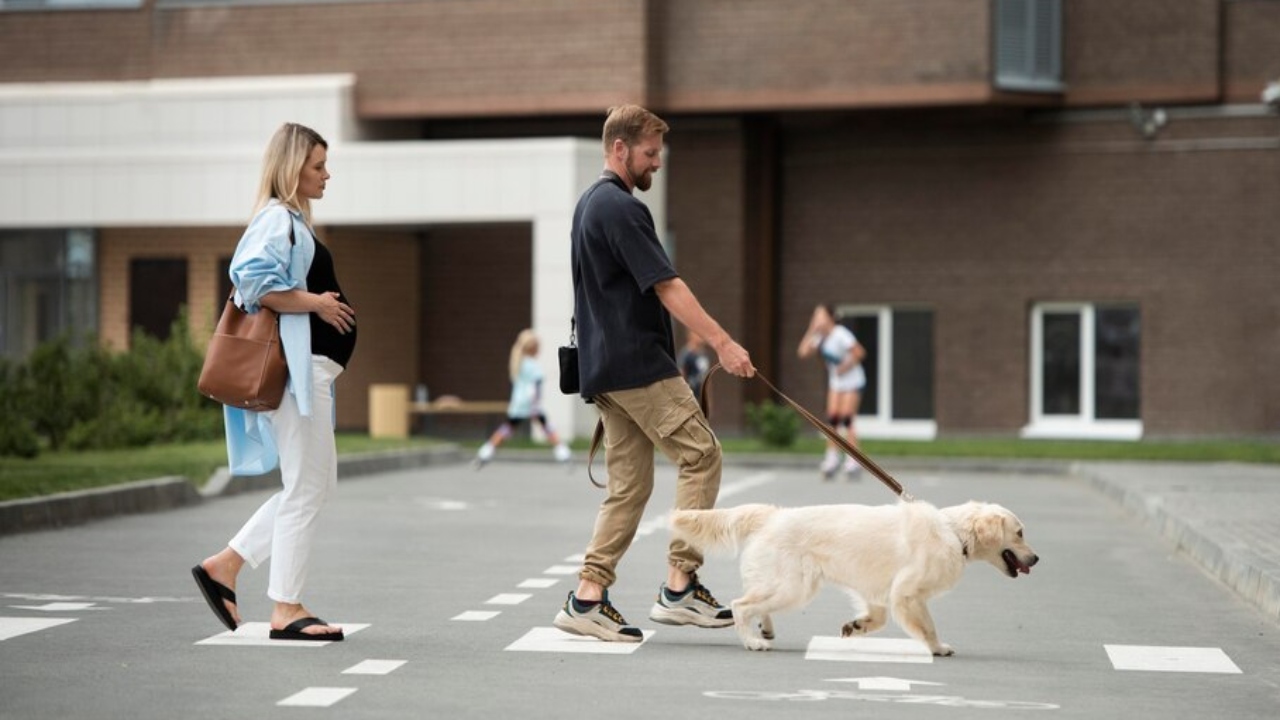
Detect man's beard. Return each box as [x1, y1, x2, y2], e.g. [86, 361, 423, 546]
[628, 165, 653, 192]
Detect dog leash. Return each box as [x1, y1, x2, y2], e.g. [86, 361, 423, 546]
[584, 364, 913, 502]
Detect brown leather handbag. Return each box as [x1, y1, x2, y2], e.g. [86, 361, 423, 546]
[197, 294, 287, 411]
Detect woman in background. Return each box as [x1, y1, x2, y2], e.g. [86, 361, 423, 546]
[797, 303, 865, 480]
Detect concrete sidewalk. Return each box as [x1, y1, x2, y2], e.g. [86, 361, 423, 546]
[3, 447, 1277, 628]
[1074, 460, 1280, 625]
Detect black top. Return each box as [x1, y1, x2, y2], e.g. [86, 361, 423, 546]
[571, 171, 679, 397]
[307, 239, 357, 368]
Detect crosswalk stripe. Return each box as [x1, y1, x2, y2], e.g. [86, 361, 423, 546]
[452, 611, 501, 622]
[0, 617, 78, 642]
[485, 593, 532, 606]
[277, 687, 357, 707]
[1105, 645, 1242, 673]
[342, 659, 406, 675]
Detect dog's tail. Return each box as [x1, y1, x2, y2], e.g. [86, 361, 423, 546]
[669, 504, 777, 556]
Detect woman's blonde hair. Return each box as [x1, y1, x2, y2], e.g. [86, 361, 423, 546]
[602, 105, 669, 154]
[508, 329, 538, 382]
[254, 122, 327, 222]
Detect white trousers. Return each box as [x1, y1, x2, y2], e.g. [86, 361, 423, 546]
[229, 355, 342, 604]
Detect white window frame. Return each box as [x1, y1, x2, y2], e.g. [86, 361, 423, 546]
[837, 305, 937, 441]
[1022, 303, 1143, 440]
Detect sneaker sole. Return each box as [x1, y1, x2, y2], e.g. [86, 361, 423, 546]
[553, 610, 643, 643]
[647, 603, 734, 628]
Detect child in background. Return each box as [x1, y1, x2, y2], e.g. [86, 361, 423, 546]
[475, 329, 571, 469]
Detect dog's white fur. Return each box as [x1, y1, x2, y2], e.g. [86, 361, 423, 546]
[670, 500, 1038, 654]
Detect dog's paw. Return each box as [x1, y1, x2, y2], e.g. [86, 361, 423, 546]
[931, 643, 955, 657]
[840, 617, 871, 637]
[743, 637, 773, 652]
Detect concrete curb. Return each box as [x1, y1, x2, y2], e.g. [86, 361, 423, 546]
[1074, 462, 1280, 624]
[0, 444, 463, 537]
[0, 476, 203, 537]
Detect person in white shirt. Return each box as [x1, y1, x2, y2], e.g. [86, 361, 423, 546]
[797, 304, 866, 479]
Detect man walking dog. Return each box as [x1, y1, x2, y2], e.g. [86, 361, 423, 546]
[553, 104, 756, 642]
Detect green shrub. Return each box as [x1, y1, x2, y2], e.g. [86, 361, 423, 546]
[0, 359, 40, 458]
[745, 401, 800, 448]
[6, 308, 223, 456]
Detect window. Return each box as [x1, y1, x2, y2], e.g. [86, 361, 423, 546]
[129, 259, 187, 341]
[0, 230, 97, 360]
[836, 306, 936, 440]
[1024, 303, 1142, 439]
[994, 0, 1064, 93]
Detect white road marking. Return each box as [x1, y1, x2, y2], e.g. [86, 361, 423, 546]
[825, 677, 945, 691]
[3, 592, 186, 604]
[562, 553, 586, 563]
[1105, 644, 1242, 674]
[277, 687, 357, 707]
[0, 617, 78, 642]
[505, 626, 652, 654]
[11, 602, 100, 612]
[195, 622, 368, 646]
[805, 636, 934, 664]
[417, 497, 469, 511]
[485, 593, 532, 606]
[342, 659, 407, 675]
[542, 565, 579, 575]
[518, 578, 559, 589]
[452, 611, 501, 622]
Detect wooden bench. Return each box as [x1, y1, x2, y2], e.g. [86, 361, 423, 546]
[369, 384, 507, 438]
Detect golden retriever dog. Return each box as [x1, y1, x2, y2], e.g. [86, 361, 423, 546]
[669, 500, 1038, 655]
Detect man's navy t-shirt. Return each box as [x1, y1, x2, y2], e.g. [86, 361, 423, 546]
[571, 171, 679, 397]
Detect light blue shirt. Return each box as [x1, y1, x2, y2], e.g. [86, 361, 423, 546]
[507, 357, 543, 419]
[221, 200, 324, 476]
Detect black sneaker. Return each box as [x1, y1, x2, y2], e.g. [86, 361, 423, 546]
[553, 591, 643, 643]
[648, 576, 734, 628]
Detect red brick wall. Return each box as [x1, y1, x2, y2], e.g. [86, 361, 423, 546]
[776, 110, 1280, 436]
[1224, 0, 1280, 102]
[657, 0, 994, 111]
[666, 118, 750, 431]
[1063, 0, 1221, 106]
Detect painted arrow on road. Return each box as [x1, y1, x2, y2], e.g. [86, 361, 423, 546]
[825, 677, 946, 691]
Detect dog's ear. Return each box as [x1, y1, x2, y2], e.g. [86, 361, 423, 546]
[973, 512, 1006, 550]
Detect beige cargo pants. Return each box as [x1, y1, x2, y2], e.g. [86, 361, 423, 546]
[579, 376, 723, 588]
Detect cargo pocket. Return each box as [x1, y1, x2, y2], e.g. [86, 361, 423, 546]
[655, 397, 719, 469]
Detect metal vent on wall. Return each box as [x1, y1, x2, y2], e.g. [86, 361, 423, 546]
[995, 0, 1064, 93]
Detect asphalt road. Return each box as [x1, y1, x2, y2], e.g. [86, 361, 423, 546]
[1, 458, 1278, 719]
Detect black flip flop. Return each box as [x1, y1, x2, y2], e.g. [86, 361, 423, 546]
[269, 617, 345, 642]
[191, 565, 239, 632]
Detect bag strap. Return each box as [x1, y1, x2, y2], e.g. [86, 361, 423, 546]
[584, 364, 912, 501]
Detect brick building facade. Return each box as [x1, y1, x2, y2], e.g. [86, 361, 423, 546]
[2, 0, 1278, 438]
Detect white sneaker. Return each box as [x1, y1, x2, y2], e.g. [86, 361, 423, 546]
[473, 443, 494, 470]
[843, 458, 862, 481]
[819, 453, 839, 481]
[553, 443, 571, 462]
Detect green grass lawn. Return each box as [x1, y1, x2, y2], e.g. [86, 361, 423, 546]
[3, 433, 1278, 504]
[0, 434, 444, 503]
